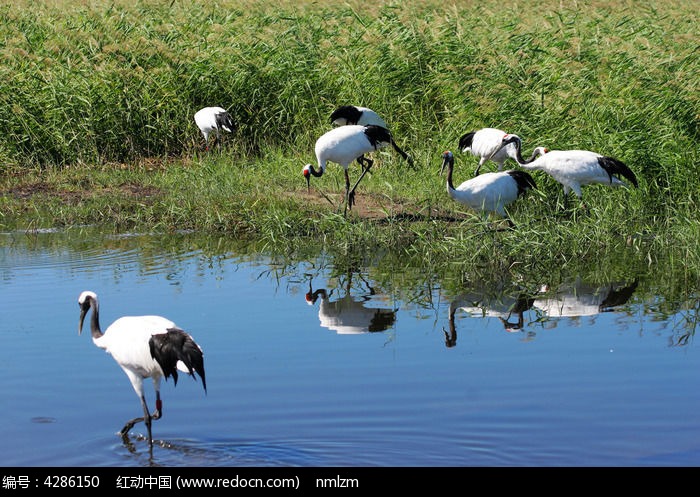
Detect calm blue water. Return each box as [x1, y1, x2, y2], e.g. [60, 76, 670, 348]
[1, 229, 699, 467]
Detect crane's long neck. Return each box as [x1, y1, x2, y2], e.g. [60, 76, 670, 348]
[509, 140, 542, 168]
[304, 162, 324, 192]
[312, 289, 328, 301]
[445, 307, 457, 347]
[89, 301, 104, 341]
[80, 297, 104, 341]
[305, 284, 328, 305]
[444, 158, 458, 198]
[308, 162, 324, 178]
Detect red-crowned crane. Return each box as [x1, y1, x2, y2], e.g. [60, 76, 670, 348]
[459, 127, 546, 176]
[303, 124, 392, 214]
[499, 134, 638, 209]
[330, 105, 414, 167]
[78, 290, 206, 448]
[194, 106, 235, 151]
[440, 150, 537, 229]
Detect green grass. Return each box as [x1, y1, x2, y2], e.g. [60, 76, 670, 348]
[1, 0, 699, 285]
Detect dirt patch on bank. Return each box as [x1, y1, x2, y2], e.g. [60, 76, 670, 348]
[293, 189, 463, 222]
[3, 180, 464, 223]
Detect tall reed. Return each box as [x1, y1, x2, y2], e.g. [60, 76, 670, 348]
[1, 0, 698, 276]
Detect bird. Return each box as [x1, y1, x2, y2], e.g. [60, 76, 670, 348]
[440, 150, 537, 228]
[330, 105, 414, 167]
[458, 127, 547, 176]
[499, 134, 638, 209]
[77, 290, 206, 447]
[194, 106, 235, 151]
[303, 124, 392, 213]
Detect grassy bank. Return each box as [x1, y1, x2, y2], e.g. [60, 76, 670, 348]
[1, 0, 699, 280]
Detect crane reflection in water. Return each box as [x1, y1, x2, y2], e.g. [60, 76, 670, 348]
[305, 272, 397, 335]
[532, 278, 639, 328]
[445, 288, 538, 347]
[444, 278, 639, 347]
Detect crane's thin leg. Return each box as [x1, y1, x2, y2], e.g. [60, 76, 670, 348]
[347, 156, 374, 209]
[357, 155, 373, 173]
[153, 392, 162, 420]
[474, 158, 486, 177]
[344, 171, 352, 216]
[120, 394, 156, 446]
[491, 218, 515, 232]
[561, 187, 573, 211]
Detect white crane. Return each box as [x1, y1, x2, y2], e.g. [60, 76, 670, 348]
[459, 128, 547, 176]
[330, 105, 414, 167]
[77, 290, 206, 447]
[499, 134, 638, 209]
[459, 127, 546, 176]
[303, 124, 392, 213]
[194, 106, 235, 151]
[440, 150, 537, 228]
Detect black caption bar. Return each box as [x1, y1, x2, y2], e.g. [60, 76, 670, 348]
[0, 466, 663, 493]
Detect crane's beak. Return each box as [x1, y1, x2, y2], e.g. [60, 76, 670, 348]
[78, 298, 92, 335]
